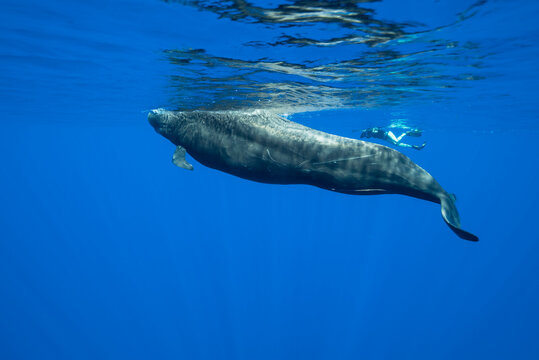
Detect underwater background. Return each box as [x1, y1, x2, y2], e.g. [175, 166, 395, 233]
[1, 0, 538, 359]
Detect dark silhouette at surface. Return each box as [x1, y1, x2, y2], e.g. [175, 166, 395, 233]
[360, 127, 426, 150]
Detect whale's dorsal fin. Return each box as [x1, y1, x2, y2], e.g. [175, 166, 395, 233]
[172, 145, 194, 170]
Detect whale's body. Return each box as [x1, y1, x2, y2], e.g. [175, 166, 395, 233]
[149, 109, 478, 241]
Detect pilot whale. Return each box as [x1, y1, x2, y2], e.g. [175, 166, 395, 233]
[149, 109, 478, 241]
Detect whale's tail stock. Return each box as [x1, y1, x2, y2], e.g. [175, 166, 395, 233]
[440, 193, 479, 241]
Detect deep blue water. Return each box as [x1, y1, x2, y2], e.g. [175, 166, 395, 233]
[1, 0, 538, 359]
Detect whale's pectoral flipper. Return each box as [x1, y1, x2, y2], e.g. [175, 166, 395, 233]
[172, 145, 194, 170]
[441, 194, 478, 241]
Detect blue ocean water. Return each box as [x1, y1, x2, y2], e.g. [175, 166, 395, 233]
[1, 0, 538, 358]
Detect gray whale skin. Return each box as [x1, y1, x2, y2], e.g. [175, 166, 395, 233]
[149, 109, 478, 241]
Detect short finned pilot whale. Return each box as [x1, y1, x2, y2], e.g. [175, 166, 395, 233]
[149, 109, 478, 241]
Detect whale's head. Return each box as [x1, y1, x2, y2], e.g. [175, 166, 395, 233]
[148, 108, 171, 134]
[148, 109, 188, 146]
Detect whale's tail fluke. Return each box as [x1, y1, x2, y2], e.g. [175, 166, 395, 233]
[440, 194, 479, 241]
